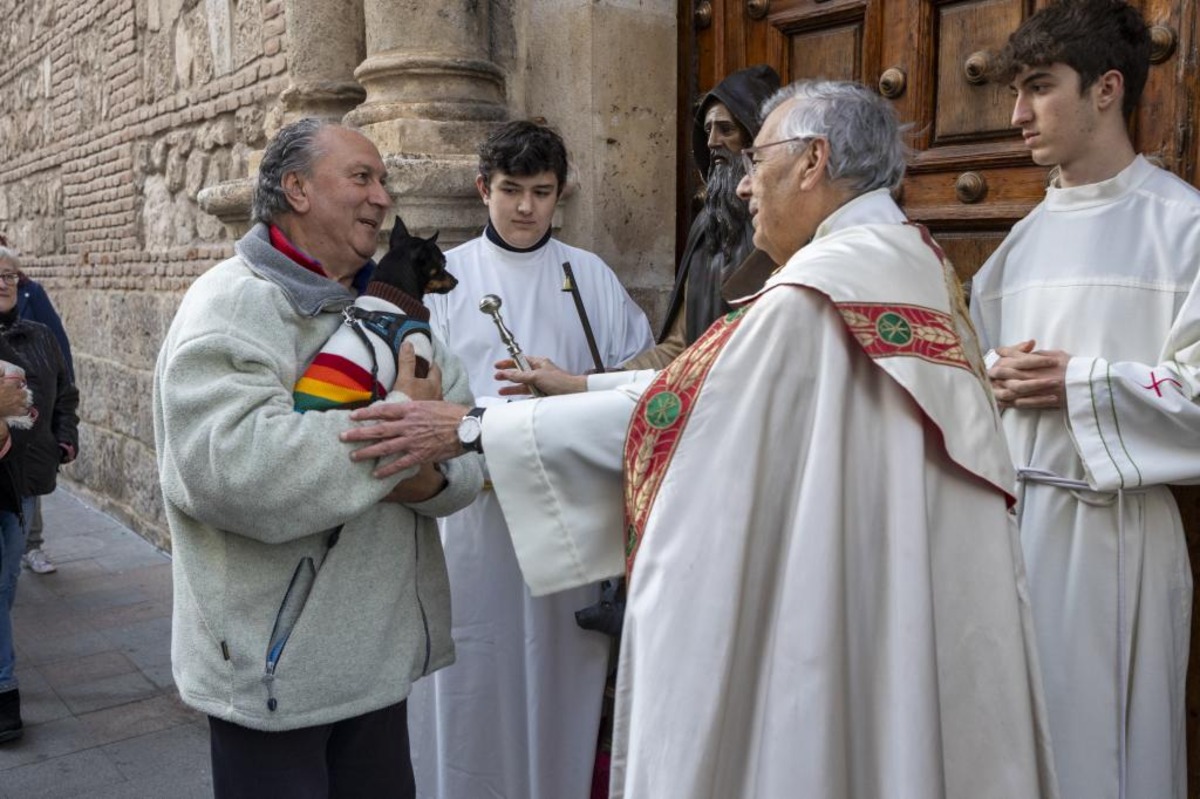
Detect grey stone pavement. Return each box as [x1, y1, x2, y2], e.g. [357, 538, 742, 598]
[0, 489, 212, 798]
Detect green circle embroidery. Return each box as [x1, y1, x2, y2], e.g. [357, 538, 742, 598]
[644, 391, 682, 429]
[876, 312, 912, 346]
[724, 307, 748, 323]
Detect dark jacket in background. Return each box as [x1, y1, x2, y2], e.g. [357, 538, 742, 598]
[0, 337, 31, 519]
[0, 316, 78, 497]
[17, 278, 74, 384]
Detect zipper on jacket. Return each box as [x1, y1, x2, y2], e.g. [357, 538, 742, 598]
[262, 556, 317, 711]
[412, 510, 432, 675]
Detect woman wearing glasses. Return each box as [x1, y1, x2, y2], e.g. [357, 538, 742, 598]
[0, 235, 74, 576]
[0, 242, 79, 743]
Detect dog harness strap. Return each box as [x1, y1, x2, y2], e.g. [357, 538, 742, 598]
[341, 307, 385, 402]
[343, 307, 433, 351]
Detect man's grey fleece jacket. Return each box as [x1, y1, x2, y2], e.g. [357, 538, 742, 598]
[153, 224, 484, 731]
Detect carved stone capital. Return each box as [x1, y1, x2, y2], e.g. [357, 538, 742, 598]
[197, 179, 256, 239]
[279, 80, 367, 123]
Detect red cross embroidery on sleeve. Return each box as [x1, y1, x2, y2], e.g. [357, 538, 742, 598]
[1141, 370, 1183, 397]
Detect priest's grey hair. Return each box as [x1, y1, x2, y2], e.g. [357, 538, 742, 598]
[760, 80, 908, 193]
[251, 117, 337, 225]
[0, 247, 19, 270]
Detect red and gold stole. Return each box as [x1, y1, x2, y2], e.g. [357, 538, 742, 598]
[623, 304, 751, 580]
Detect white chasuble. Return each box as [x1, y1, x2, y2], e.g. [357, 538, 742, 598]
[971, 155, 1200, 799]
[409, 232, 653, 799]
[486, 192, 1059, 799]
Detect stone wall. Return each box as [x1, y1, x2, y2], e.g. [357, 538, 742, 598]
[0, 0, 677, 549]
[0, 0, 290, 548]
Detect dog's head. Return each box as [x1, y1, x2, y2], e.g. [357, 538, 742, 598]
[374, 216, 457, 299]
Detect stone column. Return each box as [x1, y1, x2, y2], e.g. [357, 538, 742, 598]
[518, 0, 678, 325]
[199, 0, 367, 236]
[344, 0, 509, 245]
[278, 0, 366, 124]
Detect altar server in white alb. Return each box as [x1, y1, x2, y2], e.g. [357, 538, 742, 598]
[345, 81, 1058, 799]
[971, 3, 1200, 798]
[405, 120, 653, 799]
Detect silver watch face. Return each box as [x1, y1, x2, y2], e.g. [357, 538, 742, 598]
[457, 415, 482, 446]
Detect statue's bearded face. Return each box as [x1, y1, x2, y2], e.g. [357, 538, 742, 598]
[701, 146, 751, 260]
[703, 102, 748, 162]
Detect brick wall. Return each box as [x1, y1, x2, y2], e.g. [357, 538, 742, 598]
[0, 0, 290, 548]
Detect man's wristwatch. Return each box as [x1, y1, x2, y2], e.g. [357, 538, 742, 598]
[457, 407, 486, 454]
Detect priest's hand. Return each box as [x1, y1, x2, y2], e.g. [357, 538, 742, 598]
[343, 400, 469, 478]
[495, 355, 588, 396]
[395, 341, 443, 401]
[988, 340, 1070, 410]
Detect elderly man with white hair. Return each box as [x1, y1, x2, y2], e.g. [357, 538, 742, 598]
[345, 80, 1060, 799]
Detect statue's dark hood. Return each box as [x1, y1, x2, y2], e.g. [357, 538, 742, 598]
[692, 64, 781, 177]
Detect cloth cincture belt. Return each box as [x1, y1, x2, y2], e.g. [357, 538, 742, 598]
[1016, 467, 1151, 799]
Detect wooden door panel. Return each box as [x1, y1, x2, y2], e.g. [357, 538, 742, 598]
[933, 0, 1023, 142]
[902, 165, 1049, 226]
[769, 0, 883, 85]
[933, 232, 1007, 283]
[789, 25, 862, 81]
[1137, 3, 1191, 173]
[911, 0, 1040, 275]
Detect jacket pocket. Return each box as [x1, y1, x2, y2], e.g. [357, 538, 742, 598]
[262, 556, 316, 711]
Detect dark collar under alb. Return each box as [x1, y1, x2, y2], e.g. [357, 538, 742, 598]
[485, 222, 552, 254]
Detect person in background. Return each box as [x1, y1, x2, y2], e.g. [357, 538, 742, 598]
[0, 247, 78, 593]
[0, 234, 76, 577]
[0, 354, 36, 743]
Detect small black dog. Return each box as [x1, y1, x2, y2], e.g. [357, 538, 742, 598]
[294, 216, 457, 411]
[346, 215, 457, 381]
[373, 216, 458, 300]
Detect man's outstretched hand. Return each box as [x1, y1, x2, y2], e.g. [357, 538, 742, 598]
[343, 401, 469, 478]
[495, 355, 588, 397]
[340, 340, 461, 479]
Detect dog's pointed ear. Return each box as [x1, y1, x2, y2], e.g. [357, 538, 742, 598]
[391, 216, 410, 244]
[428, 231, 440, 244]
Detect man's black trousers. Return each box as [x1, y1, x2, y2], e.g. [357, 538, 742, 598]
[209, 699, 415, 798]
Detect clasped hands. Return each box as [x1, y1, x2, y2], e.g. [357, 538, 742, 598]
[988, 339, 1070, 410]
[340, 344, 584, 481]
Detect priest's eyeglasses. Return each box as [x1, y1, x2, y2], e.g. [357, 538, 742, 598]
[741, 137, 814, 177]
[0, 274, 20, 287]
